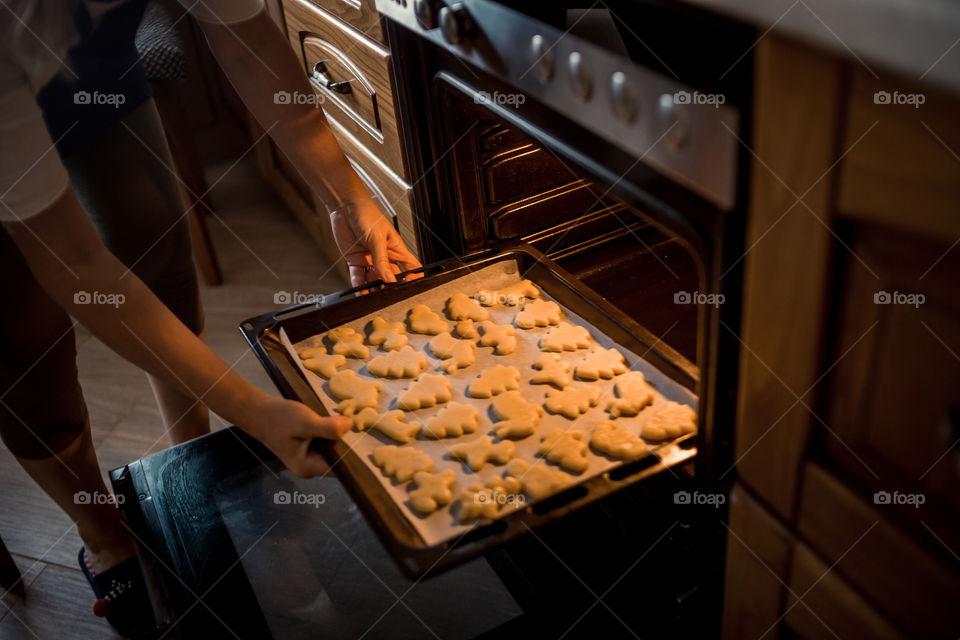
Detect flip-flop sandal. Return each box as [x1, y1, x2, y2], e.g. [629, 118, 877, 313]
[78, 547, 157, 639]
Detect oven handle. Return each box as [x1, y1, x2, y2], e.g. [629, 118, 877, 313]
[311, 61, 352, 95]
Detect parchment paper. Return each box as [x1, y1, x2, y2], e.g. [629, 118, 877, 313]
[280, 259, 698, 546]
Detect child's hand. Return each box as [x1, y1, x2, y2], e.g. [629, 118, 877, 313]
[330, 202, 422, 288]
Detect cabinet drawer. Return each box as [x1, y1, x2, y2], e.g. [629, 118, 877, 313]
[797, 464, 960, 639]
[837, 68, 960, 243]
[326, 116, 419, 258]
[784, 544, 903, 640]
[283, 0, 406, 177]
[293, 0, 383, 43]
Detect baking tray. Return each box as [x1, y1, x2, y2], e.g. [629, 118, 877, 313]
[240, 242, 699, 579]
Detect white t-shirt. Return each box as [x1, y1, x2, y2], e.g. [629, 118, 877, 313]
[0, 0, 263, 222]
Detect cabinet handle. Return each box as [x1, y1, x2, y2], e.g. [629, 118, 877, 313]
[311, 61, 352, 94]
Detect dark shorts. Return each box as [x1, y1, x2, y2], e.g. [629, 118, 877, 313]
[0, 99, 202, 459]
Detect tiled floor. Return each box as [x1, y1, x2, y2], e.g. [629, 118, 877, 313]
[0, 157, 347, 638]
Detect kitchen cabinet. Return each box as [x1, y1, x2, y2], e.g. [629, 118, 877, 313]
[723, 33, 960, 638]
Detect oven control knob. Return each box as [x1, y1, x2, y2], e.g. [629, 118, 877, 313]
[440, 3, 474, 45]
[414, 0, 442, 30]
[529, 34, 553, 82]
[610, 71, 638, 123]
[567, 51, 593, 100]
[657, 93, 690, 149]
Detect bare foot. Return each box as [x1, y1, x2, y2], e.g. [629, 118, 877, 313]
[82, 536, 136, 574]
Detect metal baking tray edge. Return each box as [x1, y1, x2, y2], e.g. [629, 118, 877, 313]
[239, 242, 699, 579]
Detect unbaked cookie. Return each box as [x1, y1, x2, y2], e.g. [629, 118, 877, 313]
[445, 292, 490, 321]
[575, 347, 628, 380]
[538, 429, 589, 473]
[491, 390, 543, 439]
[455, 319, 478, 339]
[407, 304, 450, 335]
[456, 476, 524, 522]
[468, 365, 521, 398]
[505, 459, 571, 501]
[591, 421, 650, 460]
[475, 280, 541, 306]
[367, 345, 428, 378]
[607, 371, 654, 417]
[642, 401, 697, 441]
[421, 402, 480, 439]
[367, 317, 408, 351]
[327, 327, 370, 359]
[409, 469, 457, 515]
[477, 320, 517, 355]
[531, 353, 573, 389]
[540, 322, 592, 352]
[366, 410, 422, 443]
[448, 436, 516, 471]
[351, 406, 380, 431]
[302, 353, 347, 378]
[514, 299, 562, 329]
[372, 445, 434, 483]
[397, 373, 453, 411]
[544, 385, 603, 419]
[428, 332, 477, 373]
[329, 369, 382, 416]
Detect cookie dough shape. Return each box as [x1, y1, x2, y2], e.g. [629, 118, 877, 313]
[477, 320, 517, 355]
[468, 365, 521, 398]
[591, 421, 650, 460]
[515, 300, 562, 329]
[422, 402, 480, 439]
[505, 459, 572, 501]
[367, 410, 422, 443]
[327, 327, 370, 359]
[475, 280, 541, 306]
[329, 369, 382, 416]
[351, 406, 380, 431]
[428, 332, 477, 374]
[538, 429, 589, 473]
[540, 322, 592, 352]
[607, 371, 655, 417]
[492, 390, 543, 439]
[455, 319, 478, 339]
[575, 347, 628, 380]
[397, 373, 453, 411]
[367, 317, 408, 351]
[302, 353, 346, 378]
[643, 401, 697, 441]
[407, 304, 450, 335]
[531, 353, 573, 389]
[409, 470, 457, 515]
[544, 385, 603, 419]
[456, 476, 524, 522]
[372, 445, 434, 483]
[448, 436, 516, 471]
[368, 345, 428, 378]
[445, 292, 490, 322]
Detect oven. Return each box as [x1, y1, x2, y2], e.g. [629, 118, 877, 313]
[372, 0, 753, 634]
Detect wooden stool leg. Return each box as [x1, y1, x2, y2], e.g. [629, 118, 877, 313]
[152, 80, 223, 285]
[0, 536, 24, 595]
